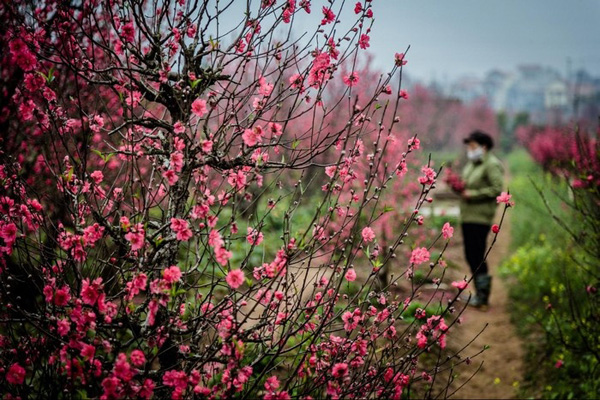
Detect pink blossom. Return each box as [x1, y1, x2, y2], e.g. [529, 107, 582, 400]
[226, 269, 245, 289]
[242, 126, 263, 147]
[114, 353, 134, 382]
[6, 363, 26, 385]
[125, 90, 142, 108]
[90, 114, 104, 133]
[395, 52, 407, 66]
[1, 223, 17, 247]
[54, 287, 71, 306]
[170, 151, 184, 173]
[125, 273, 147, 299]
[265, 376, 280, 391]
[246, 227, 264, 246]
[555, 359, 564, 368]
[228, 170, 247, 190]
[325, 165, 337, 178]
[258, 76, 274, 97]
[395, 160, 408, 177]
[57, 318, 70, 336]
[125, 225, 145, 251]
[321, 7, 336, 25]
[201, 139, 213, 153]
[83, 223, 105, 247]
[147, 300, 159, 326]
[268, 122, 283, 136]
[492, 224, 500, 234]
[9, 39, 37, 71]
[418, 166, 436, 185]
[358, 34, 370, 49]
[173, 121, 185, 134]
[171, 218, 193, 241]
[191, 98, 208, 117]
[496, 191, 512, 204]
[121, 22, 135, 42]
[442, 222, 454, 239]
[187, 23, 197, 38]
[343, 72, 360, 87]
[416, 330, 427, 348]
[300, 0, 311, 13]
[289, 73, 303, 90]
[399, 89, 409, 99]
[81, 277, 103, 305]
[90, 170, 104, 184]
[101, 376, 120, 397]
[408, 137, 420, 149]
[354, 2, 363, 13]
[81, 344, 96, 360]
[361, 226, 376, 242]
[451, 280, 468, 290]
[331, 362, 348, 378]
[163, 265, 182, 284]
[345, 268, 357, 282]
[410, 247, 430, 265]
[162, 169, 179, 186]
[19, 100, 35, 121]
[215, 246, 232, 265]
[208, 229, 224, 248]
[130, 349, 146, 367]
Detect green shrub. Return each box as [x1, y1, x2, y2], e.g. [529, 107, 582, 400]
[501, 146, 600, 399]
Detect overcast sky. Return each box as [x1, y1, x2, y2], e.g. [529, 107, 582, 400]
[365, 0, 600, 82]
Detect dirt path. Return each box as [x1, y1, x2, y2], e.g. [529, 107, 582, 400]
[444, 213, 525, 399]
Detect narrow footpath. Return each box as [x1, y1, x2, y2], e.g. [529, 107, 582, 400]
[446, 215, 525, 399]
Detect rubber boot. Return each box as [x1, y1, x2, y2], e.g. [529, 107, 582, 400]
[468, 274, 492, 310]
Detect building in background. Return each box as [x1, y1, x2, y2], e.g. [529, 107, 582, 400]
[416, 65, 600, 127]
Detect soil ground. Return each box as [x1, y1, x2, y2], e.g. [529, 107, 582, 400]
[441, 209, 524, 399]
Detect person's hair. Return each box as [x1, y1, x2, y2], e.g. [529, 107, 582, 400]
[464, 130, 494, 150]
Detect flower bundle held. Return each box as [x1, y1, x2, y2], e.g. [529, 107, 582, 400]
[445, 167, 466, 193]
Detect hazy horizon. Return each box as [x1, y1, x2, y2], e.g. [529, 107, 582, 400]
[365, 0, 600, 82]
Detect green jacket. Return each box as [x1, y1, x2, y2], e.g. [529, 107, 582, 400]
[460, 152, 505, 225]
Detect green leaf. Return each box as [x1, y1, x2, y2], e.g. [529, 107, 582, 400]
[292, 140, 300, 149]
[36, 71, 49, 82]
[66, 166, 74, 182]
[383, 205, 395, 213]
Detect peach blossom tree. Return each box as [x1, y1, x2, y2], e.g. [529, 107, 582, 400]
[0, 1, 498, 398]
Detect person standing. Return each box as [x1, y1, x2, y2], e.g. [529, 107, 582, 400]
[458, 130, 504, 310]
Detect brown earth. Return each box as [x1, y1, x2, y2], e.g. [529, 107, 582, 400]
[442, 211, 525, 399]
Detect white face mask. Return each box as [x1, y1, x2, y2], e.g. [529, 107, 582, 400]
[467, 146, 484, 161]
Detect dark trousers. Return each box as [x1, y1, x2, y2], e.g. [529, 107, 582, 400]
[462, 223, 491, 276]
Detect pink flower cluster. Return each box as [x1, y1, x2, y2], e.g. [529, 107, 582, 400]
[418, 166, 436, 185]
[410, 247, 430, 265]
[416, 315, 448, 350]
[171, 218, 193, 241]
